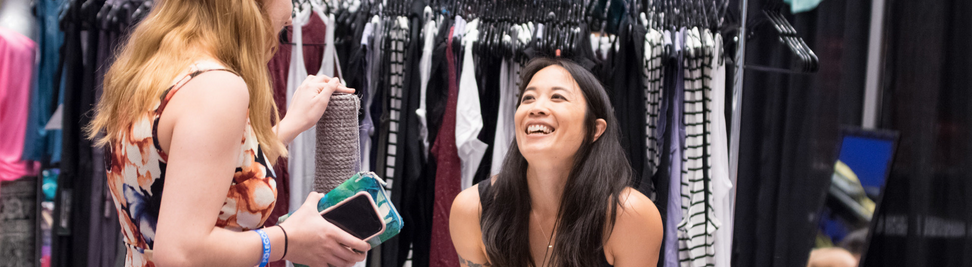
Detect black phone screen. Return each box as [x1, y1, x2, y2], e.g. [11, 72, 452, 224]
[321, 194, 384, 240]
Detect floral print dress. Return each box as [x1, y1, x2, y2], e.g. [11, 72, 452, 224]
[105, 64, 277, 267]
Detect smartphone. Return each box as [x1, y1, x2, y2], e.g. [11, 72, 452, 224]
[319, 191, 386, 241]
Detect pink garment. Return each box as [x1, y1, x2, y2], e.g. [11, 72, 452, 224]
[0, 27, 40, 181]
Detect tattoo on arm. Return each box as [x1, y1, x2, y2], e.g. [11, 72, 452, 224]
[458, 255, 491, 267]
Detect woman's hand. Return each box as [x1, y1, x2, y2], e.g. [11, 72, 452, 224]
[277, 75, 355, 145]
[279, 192, 370, 267]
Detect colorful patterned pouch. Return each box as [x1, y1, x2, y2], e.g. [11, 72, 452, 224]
[278, 172, 403, 249]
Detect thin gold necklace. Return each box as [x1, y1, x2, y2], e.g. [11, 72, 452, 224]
[533, 210, 554, 266]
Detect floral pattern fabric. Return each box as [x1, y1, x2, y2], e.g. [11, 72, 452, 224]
[105, 66, 277, 267]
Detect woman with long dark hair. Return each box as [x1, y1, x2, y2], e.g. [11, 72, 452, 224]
[450, 57, 663, 266]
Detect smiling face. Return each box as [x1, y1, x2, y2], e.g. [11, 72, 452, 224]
[515, 65, 591, 165]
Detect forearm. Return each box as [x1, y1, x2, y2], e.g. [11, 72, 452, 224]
[158, 226, 287, 267]
[206, 227, 287, 266]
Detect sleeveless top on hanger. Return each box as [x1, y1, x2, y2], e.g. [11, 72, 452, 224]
[105, 63, 277, 267]
[476, 180, 614, 266]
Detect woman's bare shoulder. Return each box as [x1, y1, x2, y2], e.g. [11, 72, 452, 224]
[604, 187, 663, 265]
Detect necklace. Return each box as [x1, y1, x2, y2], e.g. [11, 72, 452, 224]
[533, 210, 554, 266]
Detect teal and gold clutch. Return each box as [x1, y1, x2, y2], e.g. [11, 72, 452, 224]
[278, 172, 403, 248]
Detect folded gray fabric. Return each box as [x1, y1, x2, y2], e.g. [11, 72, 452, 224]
[315, 94, 361, 194]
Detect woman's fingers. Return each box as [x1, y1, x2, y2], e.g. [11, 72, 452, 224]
[326, 78, 354, 94]
[332, 231, 370, 253]
[335, 85, 355, 94]
[312, 77, 354, 100]
[324, 250, 354, 267]
[328, 244, 364, 266]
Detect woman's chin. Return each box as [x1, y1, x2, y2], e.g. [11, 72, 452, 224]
[519, 144, 574, 162]
[518, 142, 554, 155]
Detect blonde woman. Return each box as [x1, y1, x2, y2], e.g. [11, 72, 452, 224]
[86, 0, 368, 266]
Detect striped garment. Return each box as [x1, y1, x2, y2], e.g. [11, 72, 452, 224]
[677, 28, 721, 267]
[643, 28, 666, 178]
[378, 17, 409, 194]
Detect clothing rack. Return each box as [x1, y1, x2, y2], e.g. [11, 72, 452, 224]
[730, 0, 748, 201]
[274, 1, 741, 267]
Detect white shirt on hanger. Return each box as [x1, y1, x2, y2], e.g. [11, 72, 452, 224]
[288, 6, 340, 210]
[287, 5, 312, 213]
[455, 18, 487, 190]
[709, 32, 734, 267]
[416, 8, 437, 160]
[490, 55, 519, 176]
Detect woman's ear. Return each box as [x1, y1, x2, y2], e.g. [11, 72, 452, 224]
[593, 118, 607, 142]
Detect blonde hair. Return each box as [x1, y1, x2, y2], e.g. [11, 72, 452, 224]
[87, 0, 286, 163]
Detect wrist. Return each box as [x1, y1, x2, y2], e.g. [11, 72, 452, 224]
[254, 229, 272, 267]
[277, 225, 289, 261]
[262, 226, 288, 263]
[275, 117, 302, 146]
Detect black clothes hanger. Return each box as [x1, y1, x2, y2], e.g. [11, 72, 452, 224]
[96, 0, 113, 29]
[79, 0, 101, 30]
[107, 1, 134, 31]
[745, 6, 817, 74]
[131, 1, 153, 26]
[767, 5, 818, 72]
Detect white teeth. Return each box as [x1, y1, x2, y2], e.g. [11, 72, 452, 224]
[527, 124, 553, 134]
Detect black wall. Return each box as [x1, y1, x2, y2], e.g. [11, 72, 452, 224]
[727, 0, 871, 266]
[863, 0, 972, 265]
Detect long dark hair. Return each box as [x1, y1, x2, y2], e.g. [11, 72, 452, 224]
[480, 58, 633, 266]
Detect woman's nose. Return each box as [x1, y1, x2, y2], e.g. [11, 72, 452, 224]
[528, 101, 550, 116]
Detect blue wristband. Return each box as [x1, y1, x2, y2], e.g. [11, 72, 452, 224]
[254, 229, 271, 267]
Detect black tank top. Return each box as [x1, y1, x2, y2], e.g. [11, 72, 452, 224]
[477, 180, 614, 267]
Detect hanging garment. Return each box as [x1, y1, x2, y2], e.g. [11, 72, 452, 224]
[417, 11, 437, 160]
[336, 10, 370, 173]
[489, 58, 518, 176]
[362, 15, 383, 172]
[0, 28, 39, 181]
[51, 6, 94, 265]
[358, 18, 376, 172]
[22, 0, 65, 163]
[287, 10, 335, 212]
[643, 28, 665, 185]
[471, 40, 503, 186]
[677, 28, 719, 267]
[377, 16, 409, 192]
[708, 32, 733, 267]
[370, 17, 407, 267]
[320, 13, 338, 79]
[455, 19, 487, 190]
[611, 17, 647, 188]
[429, 26, 461, 267]
[497, 24, 530, 176]
[662, 27, 684, 267]
[87, 18, 122, 267]
[287, 9, 312, 212]
[265, 11, 327, 229]
[344, 15, 364, 266]
[370, 17, 393, 175]
[388, 3, 429, 265]
[408, 17, 454, 267]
